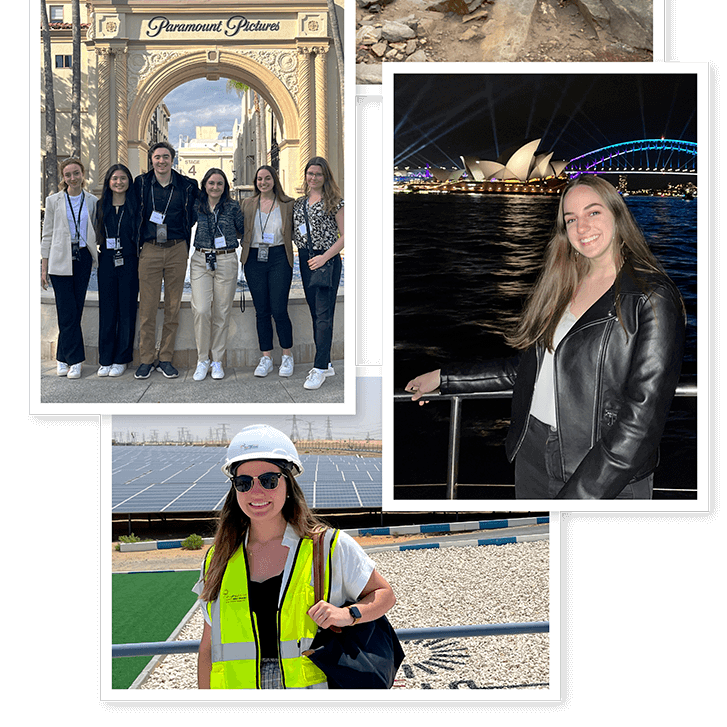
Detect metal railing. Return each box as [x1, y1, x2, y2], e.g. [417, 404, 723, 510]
[394, 378, 697, 499]
[112, 621, 550, 658]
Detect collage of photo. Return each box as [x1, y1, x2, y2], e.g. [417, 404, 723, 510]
[14, 0, 720, 723]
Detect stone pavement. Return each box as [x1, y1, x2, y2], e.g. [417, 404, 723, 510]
[40, 358, 345, 405]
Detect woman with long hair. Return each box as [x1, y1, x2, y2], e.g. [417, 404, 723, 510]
[194, 425, 396, 689]
[41, 158, 99, 379]
[292, 157, 345, 391]
[241, 166, 296, 378]
[190, 168, 244, 381]
[406, 175, 686, 499]
[94, 164, 139, 377]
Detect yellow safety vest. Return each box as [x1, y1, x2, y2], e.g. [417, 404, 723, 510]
[203, 531, 339, 689]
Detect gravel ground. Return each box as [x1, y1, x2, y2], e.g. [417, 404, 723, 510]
[138, 539, 550, 691]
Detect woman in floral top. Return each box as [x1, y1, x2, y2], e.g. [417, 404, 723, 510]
[292, 157, 344, 391]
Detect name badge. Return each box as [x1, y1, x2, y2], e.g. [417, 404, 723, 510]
[262, 232, 275, 246]
[214, 235, 226, 249]
[106, 237, 119, 250]
[150, 210, 166, 225]
[298, 222, 308, 238]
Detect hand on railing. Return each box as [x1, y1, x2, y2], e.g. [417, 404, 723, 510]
[405, 369, 442, 405]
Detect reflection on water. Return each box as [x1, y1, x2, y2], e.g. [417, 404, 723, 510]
[394, 192, 698, 495]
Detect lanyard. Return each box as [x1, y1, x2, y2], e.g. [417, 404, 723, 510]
[65, 191, 85, 241]
[257, 197, 277, 238]
[152, 181, 174, 217]
[208, 203, 223, 241]
[105, 205, 125, 241]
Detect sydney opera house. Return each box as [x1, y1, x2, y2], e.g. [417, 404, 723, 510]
[407, 139, 570, 194]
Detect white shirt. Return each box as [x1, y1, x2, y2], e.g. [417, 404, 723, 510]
[529, 307, 578, 427]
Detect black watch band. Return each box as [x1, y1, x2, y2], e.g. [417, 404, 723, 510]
[348, 605, 362, 625]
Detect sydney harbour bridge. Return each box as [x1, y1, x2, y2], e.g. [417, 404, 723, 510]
[566, 139, 697, 176]
[395, 138, 698, 187]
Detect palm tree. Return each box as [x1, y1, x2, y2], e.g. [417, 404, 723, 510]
[41, 0, 58, 197]
[327, 0, 344, 112]
[70, 0, 81, 157]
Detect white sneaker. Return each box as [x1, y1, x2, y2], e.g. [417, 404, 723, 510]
[68, 363, 83, 379]
[324, 364, 335, 377]
[57, 362, 69, 377]
[109, 363, 127, 377]
[211, 361, 224, 380]
[97, 365, 111, 377]
[193, 359, 210, 381]
[254, 356, 273, 377]
[304, 368, 326, 390]
[279, 355, 294, 377]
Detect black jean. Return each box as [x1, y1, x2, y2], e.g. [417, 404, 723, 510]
[298, 249, 341, 370]
[514, 415, 654, 499]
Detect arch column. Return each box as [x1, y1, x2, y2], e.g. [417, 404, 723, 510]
[96, 46, 113, 180]
[114, 47, 129, 166]
[313, 45, 329, 161]
[96, 42, 130, 179]
[297, 45, 314, 185]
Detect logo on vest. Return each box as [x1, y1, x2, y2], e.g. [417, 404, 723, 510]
[222, 588, 248, 604]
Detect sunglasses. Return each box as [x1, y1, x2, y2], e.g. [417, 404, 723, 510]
[231, 472, 285, 493]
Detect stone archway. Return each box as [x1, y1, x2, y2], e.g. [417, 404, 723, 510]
[89, 1, 340, 193]
[123, 49, 301, 186]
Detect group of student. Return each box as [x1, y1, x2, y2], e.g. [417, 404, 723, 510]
[40, 141, 345, 391]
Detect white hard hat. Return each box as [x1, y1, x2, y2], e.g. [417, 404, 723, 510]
[221, 424, 303, 478]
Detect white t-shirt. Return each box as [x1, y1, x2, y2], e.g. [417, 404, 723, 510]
[192, 524, 375, 626]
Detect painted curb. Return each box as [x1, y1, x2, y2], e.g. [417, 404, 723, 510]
[362, 531, 549, 553]
[116, 516, 550, 552]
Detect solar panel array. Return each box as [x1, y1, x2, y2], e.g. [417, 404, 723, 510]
[112, 446, 382, 513]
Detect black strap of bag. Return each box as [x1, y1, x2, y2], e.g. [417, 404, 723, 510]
[302, 202, 334, 289]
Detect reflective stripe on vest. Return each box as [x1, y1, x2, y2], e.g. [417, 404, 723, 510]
[204, 530, 339, 689]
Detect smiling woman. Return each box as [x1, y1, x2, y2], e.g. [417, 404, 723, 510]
[194, 425, 396, 689]
[406, 174, 686, 500]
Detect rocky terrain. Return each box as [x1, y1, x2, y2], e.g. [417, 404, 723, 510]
[356, 0, 654, 84]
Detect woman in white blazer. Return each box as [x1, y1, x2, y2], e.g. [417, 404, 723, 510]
[41, 158, 99, 378]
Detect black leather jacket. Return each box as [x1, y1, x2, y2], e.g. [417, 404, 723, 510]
[134, 168, 198, 251]
[440, 264, 686, 499]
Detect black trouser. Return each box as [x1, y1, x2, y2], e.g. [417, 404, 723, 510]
[97, 252, 139, 366]
[514, 415, 654, 499]
[298, 249, 341, 370]
[49, 247, 92, 365]
[244, 245, 293, 351]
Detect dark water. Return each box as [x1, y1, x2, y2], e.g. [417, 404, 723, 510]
[394, 192, 698, 498]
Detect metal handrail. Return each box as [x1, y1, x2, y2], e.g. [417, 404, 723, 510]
[394, 378, 697, 499]
[112, 621, 550, 658]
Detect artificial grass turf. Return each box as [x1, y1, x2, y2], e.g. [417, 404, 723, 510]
[112, 570, 201, 689]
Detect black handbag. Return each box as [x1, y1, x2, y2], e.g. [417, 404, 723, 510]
[304, 529, 405, 689]
[302, 203, 334, 289]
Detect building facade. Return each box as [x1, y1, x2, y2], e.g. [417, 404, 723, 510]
[40, 0, 344, 199]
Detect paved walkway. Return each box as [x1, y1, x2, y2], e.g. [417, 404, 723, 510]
[40, 358, 345, 405]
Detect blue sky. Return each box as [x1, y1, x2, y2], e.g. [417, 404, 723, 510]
[163, 77, 244, 146]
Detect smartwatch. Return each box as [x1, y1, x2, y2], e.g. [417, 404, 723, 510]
[348, 605, 362, 625]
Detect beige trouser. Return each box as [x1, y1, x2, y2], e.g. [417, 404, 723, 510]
[189, 248, 239, 363]
[137, 240, 188, 364]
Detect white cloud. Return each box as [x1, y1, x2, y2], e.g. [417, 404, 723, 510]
[163, 78, 242, 144]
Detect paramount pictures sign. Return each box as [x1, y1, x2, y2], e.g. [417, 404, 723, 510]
[144, 15, 289, 39]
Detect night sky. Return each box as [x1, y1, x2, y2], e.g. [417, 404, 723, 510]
[393, 71, 698, 169]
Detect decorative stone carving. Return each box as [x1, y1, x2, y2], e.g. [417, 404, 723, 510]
[126, 51, 186, 105]
[298, 13, 328, 38]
